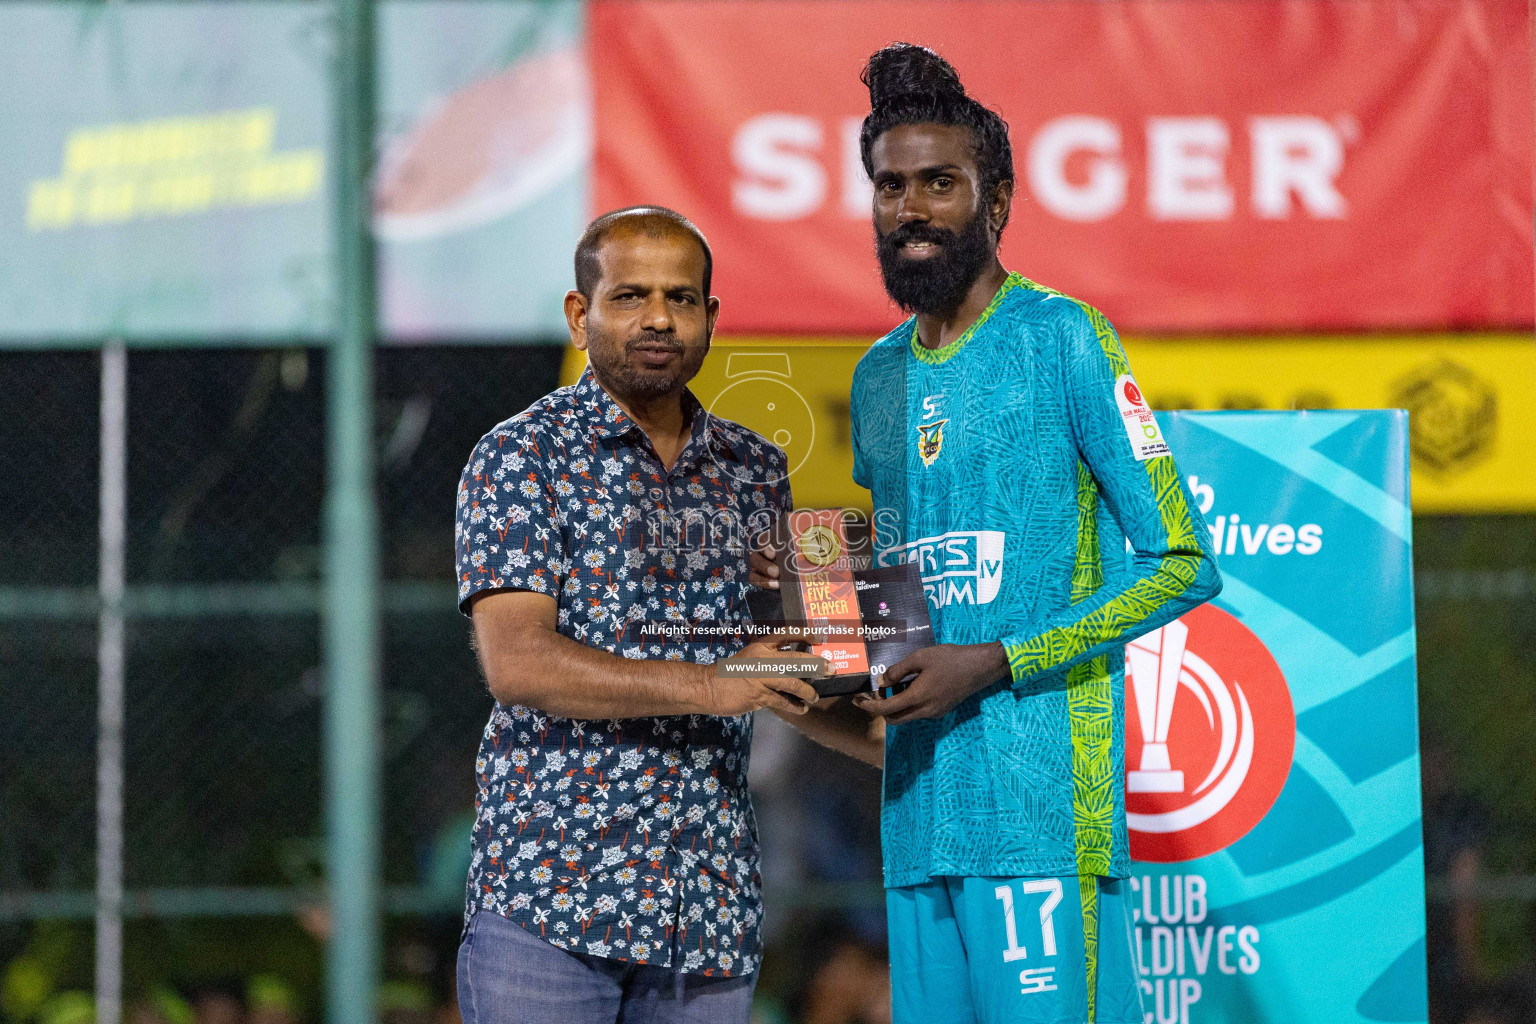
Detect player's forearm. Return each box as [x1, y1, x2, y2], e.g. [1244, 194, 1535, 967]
[481, 626, 713, 719]
[774, 700, 884, 767]
[1002, 543, 1219, 685]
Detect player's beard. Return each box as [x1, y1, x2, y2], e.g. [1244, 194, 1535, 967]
[875, 208, 994, 317]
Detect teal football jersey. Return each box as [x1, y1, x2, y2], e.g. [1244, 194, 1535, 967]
[850, 272, 1222, 885]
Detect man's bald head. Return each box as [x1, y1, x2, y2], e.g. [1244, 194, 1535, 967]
[573, 206, 713, 299]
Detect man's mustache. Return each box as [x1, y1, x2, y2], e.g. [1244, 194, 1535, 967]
[626, 332, 686, 352]
[881, 223, 958, 248]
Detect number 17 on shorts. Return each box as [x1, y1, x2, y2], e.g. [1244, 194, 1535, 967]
[996, 878, 1064, 995]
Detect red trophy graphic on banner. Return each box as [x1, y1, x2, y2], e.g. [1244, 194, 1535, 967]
[1125, 605, 1296, 863]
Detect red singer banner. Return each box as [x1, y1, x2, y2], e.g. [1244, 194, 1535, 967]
[591, 0, 1533, 335]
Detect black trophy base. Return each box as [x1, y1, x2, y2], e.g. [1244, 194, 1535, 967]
[746, 563, 933, 698]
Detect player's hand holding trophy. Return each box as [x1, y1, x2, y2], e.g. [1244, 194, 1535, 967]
[749, 508, 933, 697]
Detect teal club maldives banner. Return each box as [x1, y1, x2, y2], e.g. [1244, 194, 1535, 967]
[1127, 410, 1424, 1023]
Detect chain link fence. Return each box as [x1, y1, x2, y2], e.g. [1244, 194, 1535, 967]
[0, 345, 576, 1020]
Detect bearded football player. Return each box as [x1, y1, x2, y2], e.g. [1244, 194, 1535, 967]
[755, 44, 1223, 1024]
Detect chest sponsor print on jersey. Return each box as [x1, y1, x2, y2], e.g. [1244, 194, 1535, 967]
[877, 530, 1005, 608]
[1115, 374, 1171, 462]
[915, 418, 948, 467]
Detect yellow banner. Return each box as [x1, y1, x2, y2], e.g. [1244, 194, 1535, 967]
[561, 334, 1536, 513]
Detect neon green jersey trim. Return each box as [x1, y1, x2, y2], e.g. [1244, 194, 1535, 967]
[1067, 656, 1116, 878]
[908, 271, 1025, 365]
[1079, 874, 1100, 1022]
[1071, 463, 1102, 603]
[1066, 462, 1116, 877]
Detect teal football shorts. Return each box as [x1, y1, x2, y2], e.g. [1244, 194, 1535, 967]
[887, 874, 1145, 1024]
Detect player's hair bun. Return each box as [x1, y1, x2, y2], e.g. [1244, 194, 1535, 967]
[861, 43, 966, 108]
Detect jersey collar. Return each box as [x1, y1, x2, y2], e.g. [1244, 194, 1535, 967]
[908, 271, 1024, 365]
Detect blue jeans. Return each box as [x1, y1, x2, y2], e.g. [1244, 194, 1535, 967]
[456, 910, 757, 1024]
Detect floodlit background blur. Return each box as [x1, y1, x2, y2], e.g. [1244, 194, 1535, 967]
[0, 2, 1532, 1024]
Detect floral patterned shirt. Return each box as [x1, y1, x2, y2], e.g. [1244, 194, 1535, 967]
[454, 366, 792, 976]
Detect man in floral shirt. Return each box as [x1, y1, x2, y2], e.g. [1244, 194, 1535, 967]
[453, 207, 820, 1024]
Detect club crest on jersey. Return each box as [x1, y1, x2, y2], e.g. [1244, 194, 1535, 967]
[916, 419, 948, 467]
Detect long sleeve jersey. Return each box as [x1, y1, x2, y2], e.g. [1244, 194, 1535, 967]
[850, 272, 1222, 885]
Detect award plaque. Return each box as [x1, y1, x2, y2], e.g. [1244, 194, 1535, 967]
[748, 509, 934, 697]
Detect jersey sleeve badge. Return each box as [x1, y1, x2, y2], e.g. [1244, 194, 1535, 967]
[1115, 374, 1171, 462]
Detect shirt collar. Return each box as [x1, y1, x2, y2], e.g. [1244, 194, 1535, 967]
[575, 366, 638, 440]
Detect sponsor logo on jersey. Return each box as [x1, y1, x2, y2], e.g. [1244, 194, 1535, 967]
[915, 418, 947, 467]
[876, 530, 1005, 608]
[1125, 604, 1295, 862]
[1115, 373, 1171, 462]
